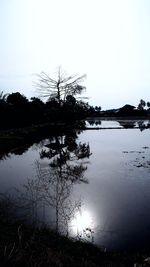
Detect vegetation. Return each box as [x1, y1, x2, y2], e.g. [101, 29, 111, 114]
[1, 70, 150, 266]
[100, 99, 150, 117]
[0, 83, 150, 157]
[0, 91, 89, 130]
[0, 195, 146, 267]
[0, 61, 150, 131]
[1, 89, 150, 131]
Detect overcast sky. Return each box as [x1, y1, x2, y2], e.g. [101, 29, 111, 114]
[0, 0, 150, 109]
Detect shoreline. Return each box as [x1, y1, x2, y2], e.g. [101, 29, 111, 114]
[0, 119, 149, 158]
[0, 201, 147, 267]
[86, 116, 150, 120]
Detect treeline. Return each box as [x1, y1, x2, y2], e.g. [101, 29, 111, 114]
[116, 101, 150, 117]
[100, 99, 150, 117]
[0, 90, 150, 130]
[0, 92, 89, 130]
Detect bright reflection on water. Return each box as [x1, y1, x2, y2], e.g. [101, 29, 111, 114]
[0, 120, 150, 251]
[71, 209, 94, 242]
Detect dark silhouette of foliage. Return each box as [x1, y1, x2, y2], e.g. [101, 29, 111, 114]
[138, 99, 146, 110]
[7, 92, 28, 106]
[147, 101, 150, 108]
[87, 105, 102, 117]
[0, 87, 150, 130]
[0, 90, 89, 130]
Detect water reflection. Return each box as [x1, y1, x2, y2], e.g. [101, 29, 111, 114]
[17, 130, 92, 238]
[1, 122, 150, 250]
[118, 120, 150, 130]
[137, 120, 150, 131]
[0, 153, 10, 161]
[118, 120, 136, 129]
[88, 120, 101, 126]
[0, 146, 29, 160]
[86, 119, 150, 130]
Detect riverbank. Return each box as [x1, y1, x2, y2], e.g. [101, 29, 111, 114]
[0, 201, 146, 267]
[0, 121, 85, 158]
[0, 118, 150, 158]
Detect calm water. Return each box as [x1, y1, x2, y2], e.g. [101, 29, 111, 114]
[0, 120, 150, 251]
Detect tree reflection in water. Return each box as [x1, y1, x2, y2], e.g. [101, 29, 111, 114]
[21, 130, 93, 239]
[118, 120, 150, 130]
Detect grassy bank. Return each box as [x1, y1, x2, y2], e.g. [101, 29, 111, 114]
[0, 214, 145, 267]
[0, 196, 148, 267]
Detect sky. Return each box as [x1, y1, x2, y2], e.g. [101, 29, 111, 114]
[0, 0, 150, 109]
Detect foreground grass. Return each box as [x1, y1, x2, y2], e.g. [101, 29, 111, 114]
[0, 223, 138, 267]
[0, 201, 147, 267]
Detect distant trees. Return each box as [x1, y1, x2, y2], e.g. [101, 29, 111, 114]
[35, 67, 86, 105]
[94, 106, 101, 112]
[87, 105, 102, 117]
[147, 102, 150, 108]
[137, 99, 150, 110]
[137, 99, 146, 111]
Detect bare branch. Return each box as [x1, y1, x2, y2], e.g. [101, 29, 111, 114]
[34, 68, 86, 103]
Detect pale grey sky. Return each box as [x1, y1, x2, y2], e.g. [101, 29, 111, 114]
[0, 0, 150, 109]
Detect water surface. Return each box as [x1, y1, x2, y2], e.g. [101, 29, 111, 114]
[0, 120, 150, 251]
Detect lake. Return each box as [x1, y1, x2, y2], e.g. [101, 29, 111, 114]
[0, 119, 150, 251]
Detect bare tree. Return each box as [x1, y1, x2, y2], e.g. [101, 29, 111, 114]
[34, 67, 86, 105]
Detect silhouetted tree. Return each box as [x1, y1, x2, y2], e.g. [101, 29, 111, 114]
[0, 91, 9, 129]
[147, 102, 150, 108]
[35, 67, 86, 105]
[66, 95, 76, 106]
[138, 99, 146, 110]
[29, 97, 45, 124]
[6, 92, 29, 126]
[30, 97, 44, 106]
[95, 106, 101, 112]
[7, 92, 28, 106]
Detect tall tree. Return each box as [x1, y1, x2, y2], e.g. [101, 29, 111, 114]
[35, 67, 86, 105]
